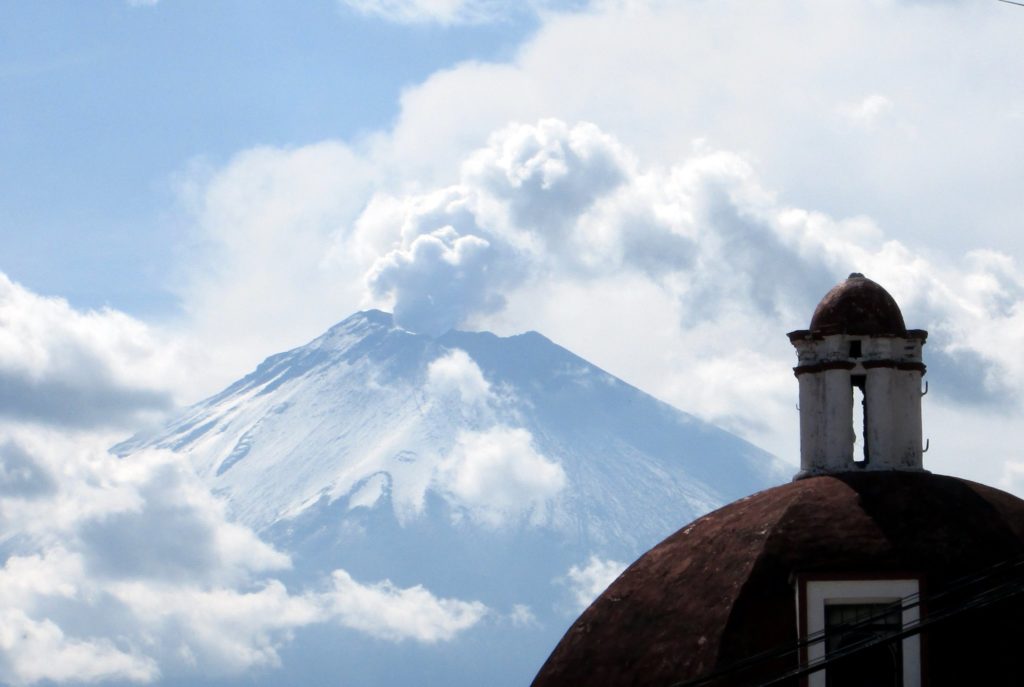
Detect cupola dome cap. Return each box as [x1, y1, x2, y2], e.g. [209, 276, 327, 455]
[808, 272, 907, 336]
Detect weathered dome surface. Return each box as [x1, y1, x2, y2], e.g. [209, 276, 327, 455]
[532, 473, 1024, 687]
[808, 273, 907, 336]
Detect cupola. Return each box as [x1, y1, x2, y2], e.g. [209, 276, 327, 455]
[788, 273, 927, 478]
[532, 272, 1024, 687]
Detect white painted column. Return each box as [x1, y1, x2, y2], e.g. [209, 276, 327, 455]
[822, 368, 854, 472]
[864, 367, 923, 471]
[798, 371, 825, 475]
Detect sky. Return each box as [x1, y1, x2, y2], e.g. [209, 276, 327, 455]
[3, 0, 1024, 682]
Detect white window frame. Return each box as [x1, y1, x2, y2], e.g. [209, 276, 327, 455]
[797, 577, 921, 687]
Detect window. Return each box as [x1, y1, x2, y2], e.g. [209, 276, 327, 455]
[797, 578, 921, 687]
[825, 603, 903, 687]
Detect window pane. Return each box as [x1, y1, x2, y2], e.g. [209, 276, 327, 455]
[825, 603, 902, 687]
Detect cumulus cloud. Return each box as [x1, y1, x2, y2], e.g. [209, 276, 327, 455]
[0, 441, 55, 499]
[462, 119, 631, 231]
[0, 610, 157, 686]
[425, 349, 569, 526]
[0, 433, 487, 684]
[323, 570, 488, 642]
[426, 349, 494, 406]
[0, 274, 182, 429]
[0, 436, 294, 683]
[435, 426, 566, 527]
[562, 555, 626, 611]
[75, 457, 289, 584]
[109, 578, 324, 675]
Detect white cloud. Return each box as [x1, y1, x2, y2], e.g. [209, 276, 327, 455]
[435, 426, 566, 527]
[0, 440, 55, 498]
[0, 274, 186, 429]
[107, 580, 322, 674]
[323, 570, 488, 642]
[562, 555, 626, 611]
[508, 603, 538, 627]
[359, 120, 639, 335]
[462, 119, 632, 232]
[427, 349, 494, 406]
[0, 610, 157, 686]
[349, 115, 1024, 471]
[378, 0, 1024, 260]
[367, 227, 502, 337]
[0, 432, 487, 684]
[175, 143, 375, 393]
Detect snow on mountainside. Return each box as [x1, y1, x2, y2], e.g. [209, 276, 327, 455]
[116, 310, 785, 547]
[114, 310, 789, 687]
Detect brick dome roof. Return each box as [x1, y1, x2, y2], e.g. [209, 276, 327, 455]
[808, 273, 907, 336]
[532, 472, 1024, 687]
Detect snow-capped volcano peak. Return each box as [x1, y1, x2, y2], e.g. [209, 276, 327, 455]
[113, 311, 789, 686]
[116, 311, 786, 549]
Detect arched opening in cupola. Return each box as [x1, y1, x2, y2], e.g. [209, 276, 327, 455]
[851, 374, 868, 464]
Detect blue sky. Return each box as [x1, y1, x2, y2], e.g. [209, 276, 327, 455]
[1, 0, 538, 314]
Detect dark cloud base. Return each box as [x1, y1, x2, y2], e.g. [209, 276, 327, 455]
[0, 374, 173, 429]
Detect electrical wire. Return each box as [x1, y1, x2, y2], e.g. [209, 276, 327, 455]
[757, 572, 1024, 686]
[668, 555, 1024, 687]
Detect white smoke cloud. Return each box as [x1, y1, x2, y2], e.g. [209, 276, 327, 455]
[359, 120, 640, 335]
[346, 116, 1024, 468]
[367, 227, 504, 337]
[461, 119, 631, 233]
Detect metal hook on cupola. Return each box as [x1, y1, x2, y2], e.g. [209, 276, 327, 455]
[923, 438, 930, 453]
[921, 381, 929, 397]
